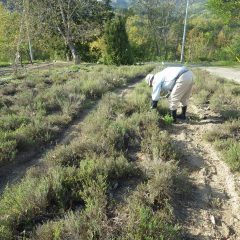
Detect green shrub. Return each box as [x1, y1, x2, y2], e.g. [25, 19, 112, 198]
[79, 155, 136, 183]
[16, 90, 36, 107]
[192, 70, 219, 95]
[119, 162, 186, 240]
[205, 120, 240, 172]
[223, 142, 240, 172]
[146, 161, 189, 201]
[44, 140, 93, 167]
[1, 83, 17, 95]
[141, 125, 177, 162]
[126, 82, 152, 112]
[193, 89, 210, 105]
[0, 167, 84, 239]
[163, 114, 174, 125]
[0, 134, 17, 164]
[0, 114, 30, 131]
[122, 203, 181, 240]
[33, 174, 108, 240]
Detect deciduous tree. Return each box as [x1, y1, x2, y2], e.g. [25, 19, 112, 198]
[7, 0, 112, 64]
[208, 0, 240, 22]
[134, 0, 185, 60]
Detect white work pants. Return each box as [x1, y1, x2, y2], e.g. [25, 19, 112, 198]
[169, 71, 193, 111]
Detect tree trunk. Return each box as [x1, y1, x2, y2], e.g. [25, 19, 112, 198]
[153, 32, 160, 56]
[175, 36, 180, 60]
[68, 42, 80, 64]
[164, 30, 168, 60]
[27, 32, 33, 64]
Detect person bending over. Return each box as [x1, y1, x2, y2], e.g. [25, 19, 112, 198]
[145, 66, 193, 123]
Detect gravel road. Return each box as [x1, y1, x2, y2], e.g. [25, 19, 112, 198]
[197, 66, 240, 84]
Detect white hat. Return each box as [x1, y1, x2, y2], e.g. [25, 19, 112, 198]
[145, 74, 154, 86]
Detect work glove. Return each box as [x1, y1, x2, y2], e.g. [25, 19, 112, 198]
[151, 100, 158, 109]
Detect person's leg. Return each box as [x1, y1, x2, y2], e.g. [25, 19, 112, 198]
[169, 80, 188, 122]
[178, 72, 193, 119]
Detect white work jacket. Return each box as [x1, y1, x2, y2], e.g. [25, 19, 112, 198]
[152, 66, 188, 101]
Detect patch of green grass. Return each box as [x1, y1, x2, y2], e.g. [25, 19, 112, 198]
[206, 61, 240, 67]
[0, 62, 11, 67]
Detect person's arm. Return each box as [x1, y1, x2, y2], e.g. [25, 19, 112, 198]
[151, 81, 162, 109]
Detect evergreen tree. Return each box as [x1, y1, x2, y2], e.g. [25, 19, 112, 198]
[104, 15, 133, 65]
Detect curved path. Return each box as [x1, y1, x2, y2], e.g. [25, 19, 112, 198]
[170, 111, 240, 239]
[154, 63, 240, 84]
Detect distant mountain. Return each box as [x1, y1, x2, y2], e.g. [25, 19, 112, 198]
[111, 0, 207, 10]
[111, 0, 132, 9]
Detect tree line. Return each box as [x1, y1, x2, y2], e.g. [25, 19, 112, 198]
[0, 0, 239, 65]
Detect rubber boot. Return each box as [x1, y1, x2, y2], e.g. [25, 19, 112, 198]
[177, 106, 187, 120]
[171, 110, 177, 123]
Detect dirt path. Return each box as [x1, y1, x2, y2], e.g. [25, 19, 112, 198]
[170, 106, 240, 239]
[197, 67, 240, 84]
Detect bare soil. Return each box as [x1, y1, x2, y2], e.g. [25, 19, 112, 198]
[171, 105, 240, 239]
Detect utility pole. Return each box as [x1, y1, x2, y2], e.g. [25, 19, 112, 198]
[180, 0, 189, 63]
[25, 0, 34, 64]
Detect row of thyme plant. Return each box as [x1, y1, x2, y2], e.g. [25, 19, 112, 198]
[0, 64, 154, 166]
[193, 69, 240, 172]
[0, 80, 188, 239]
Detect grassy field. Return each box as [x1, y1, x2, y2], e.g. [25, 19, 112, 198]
[0, 64, 154, 167]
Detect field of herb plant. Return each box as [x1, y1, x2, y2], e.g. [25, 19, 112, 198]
[0, 64, 154, 167]
[0, 65, 239, 239]
[0, 74, 189, 239]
